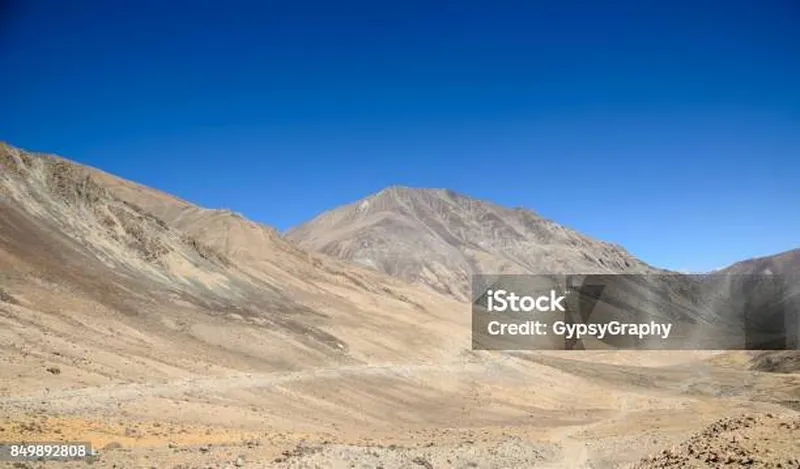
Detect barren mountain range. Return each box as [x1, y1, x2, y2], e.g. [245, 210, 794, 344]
[288, 186, 799, 352]
[286, 186, 655, 301]
[1, 142, 798, 468]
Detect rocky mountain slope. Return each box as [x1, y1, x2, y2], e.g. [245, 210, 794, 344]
[0, 142, 469, 385]
[287, 188, 800, 352]
[712, 248, 800, 373]
[715, 248, 799, 277]
[286, 186, 655, 301]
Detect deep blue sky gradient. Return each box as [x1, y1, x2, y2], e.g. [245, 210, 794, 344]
[1, 0, 798, 271]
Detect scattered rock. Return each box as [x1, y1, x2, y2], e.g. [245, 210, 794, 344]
[244, 439, 260, 449]
[0, 288, 18, 304]
[412, 456, 434, 468]
[634, 413, 800, 468]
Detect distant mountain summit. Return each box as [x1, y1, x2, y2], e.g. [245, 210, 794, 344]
[716, 248, 800, 276]
[286, 185, 654, 301]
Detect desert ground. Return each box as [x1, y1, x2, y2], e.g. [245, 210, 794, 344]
[1, 347, 799, 468]
[2, 322, 798, 469]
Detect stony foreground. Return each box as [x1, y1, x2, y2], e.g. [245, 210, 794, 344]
[3, 411, 799, 468]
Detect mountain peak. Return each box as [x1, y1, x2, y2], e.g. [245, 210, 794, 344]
[369, 185, 462, 201]
[287, 187, 651, 300]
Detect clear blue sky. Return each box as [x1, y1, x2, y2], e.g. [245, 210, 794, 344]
[1, 0, 798, 272]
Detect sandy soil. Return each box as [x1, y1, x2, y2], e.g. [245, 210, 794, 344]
[2, 349, 799, 468]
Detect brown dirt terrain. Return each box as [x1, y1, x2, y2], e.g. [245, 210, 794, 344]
[1, 143, 798, 468]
